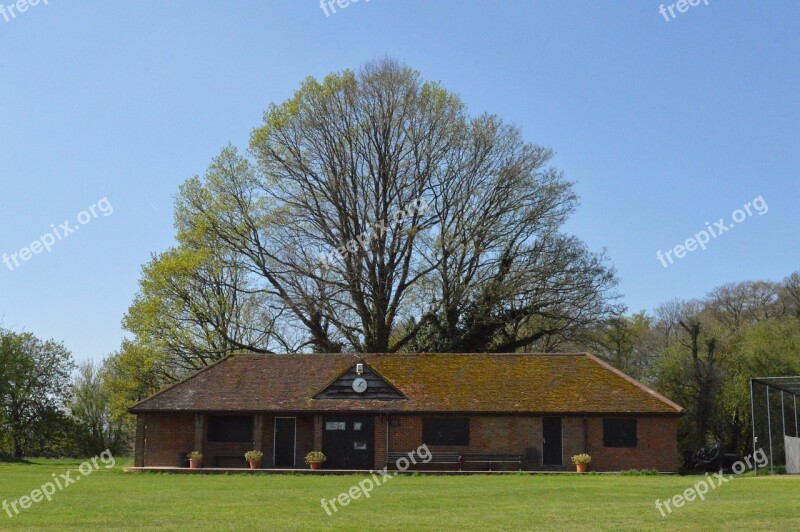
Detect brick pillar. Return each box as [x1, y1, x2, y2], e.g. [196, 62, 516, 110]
[134, 416, 145, 467]
[374, 414, 387, 469]
[194, 414, 205, 454]
[583, 415, 589, 453]
[313, 414, 323, 450]
[254, 414, 263, 452]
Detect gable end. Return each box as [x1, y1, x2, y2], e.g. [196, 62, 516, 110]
[314, 363, 405, 400]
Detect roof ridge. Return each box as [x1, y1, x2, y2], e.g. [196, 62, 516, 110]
[129, 351, 685, 415]
[584, 353, 684, 413]
[127, 354, 234, 411]
[230, 352, 590, 357]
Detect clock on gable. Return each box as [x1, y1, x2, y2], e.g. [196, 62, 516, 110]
[352, 377, 368, 393]
[314, 360, 405, 400]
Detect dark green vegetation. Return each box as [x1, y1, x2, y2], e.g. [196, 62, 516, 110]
[0, 330, 129, 459]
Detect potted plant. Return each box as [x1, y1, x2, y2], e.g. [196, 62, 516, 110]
[571, 453, 591, 473]
[187, 451, 203, 469]
[245, 450, 263, 469]
[304, 451, 326, 470]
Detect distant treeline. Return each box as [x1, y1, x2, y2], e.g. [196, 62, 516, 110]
[2, 271, 798, 460]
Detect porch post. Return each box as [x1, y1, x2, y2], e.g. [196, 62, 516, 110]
[194, 413, 205, 455]
[583, 415, 589, 453]
[386, 414, 390, 467]
[134, 416, 145, 467]
[374, 413, 388, 469]
[313, 414, 323, 450]
[254, 414, 264, 452]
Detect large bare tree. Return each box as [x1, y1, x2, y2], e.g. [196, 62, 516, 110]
[158, 58, 618, 354]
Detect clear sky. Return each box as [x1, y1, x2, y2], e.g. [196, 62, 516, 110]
[1, 0, 798, 363]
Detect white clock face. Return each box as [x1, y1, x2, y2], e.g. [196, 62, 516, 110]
[352, 377, 368, 393]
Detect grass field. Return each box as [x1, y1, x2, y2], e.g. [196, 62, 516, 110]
[0, 458, 798, 531]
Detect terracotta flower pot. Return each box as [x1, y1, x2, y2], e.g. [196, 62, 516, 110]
[576, 463, 588, 473]
[249, 460, 262, 470]
[309, 461, 322, 470]
[189, 459, 201, 469]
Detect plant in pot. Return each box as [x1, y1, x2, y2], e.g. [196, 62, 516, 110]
[304, 451, 326, 470]
[571, 453, 591, 473]
[245, 450, 263, 470]
[187, 451, 203, 469]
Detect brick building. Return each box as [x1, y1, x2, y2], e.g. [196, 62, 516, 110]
[129, 353, 683, 472]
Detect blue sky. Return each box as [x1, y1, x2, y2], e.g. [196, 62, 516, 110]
[1, 0, 798, 363]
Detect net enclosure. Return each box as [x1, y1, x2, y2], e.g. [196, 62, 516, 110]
[750, 377, 800, 474]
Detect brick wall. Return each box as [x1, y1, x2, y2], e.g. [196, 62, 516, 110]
[137, 412, 679, 472]
[139, 413, 317, 468]
[374, 414, 387, 468]
[385, 414, 679, 472]
[256, 414, 315, 468]
[255, 414, 314, 468]
[261, 414, 274, 466]
[295, 415, 315, 467]
[386, 414, 539, 471]
[586, 415, 679, 472]
[562, 416, 586, 467]
[140, 413, 195, 467]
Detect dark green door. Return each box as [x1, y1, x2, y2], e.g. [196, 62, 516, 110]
[322, 416, 374, 469]
[542, 417, 563, 466]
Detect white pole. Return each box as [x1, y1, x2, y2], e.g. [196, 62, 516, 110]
[782, 391, 787, 470]
[750, 379, 758, 476]
[767, 387, 774, 474]
[782, 391, 786, 437]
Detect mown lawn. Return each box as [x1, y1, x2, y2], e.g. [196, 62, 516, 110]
[0, 458, 798, 531]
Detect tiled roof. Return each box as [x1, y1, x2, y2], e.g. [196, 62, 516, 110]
[129, 353, 683, 415]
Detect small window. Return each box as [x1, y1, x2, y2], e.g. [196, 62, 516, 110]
[207, 415, 253, 443]
[603, 418, 637, 448]
[353, 422, 362, 431]
[325, 422, 346, 431]
[354, 441, 367, 450]
[423, 417, 469, 446]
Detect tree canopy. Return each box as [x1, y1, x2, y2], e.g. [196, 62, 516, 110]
[123, 58, 619, 373]
[0, 330, 74, 457]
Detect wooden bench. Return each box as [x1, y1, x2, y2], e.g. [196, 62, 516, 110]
[388, 451, 524, 471]
[387, 451, 461, 469]
[213, 455, 249, 468]
[458, 453, 524, 471]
